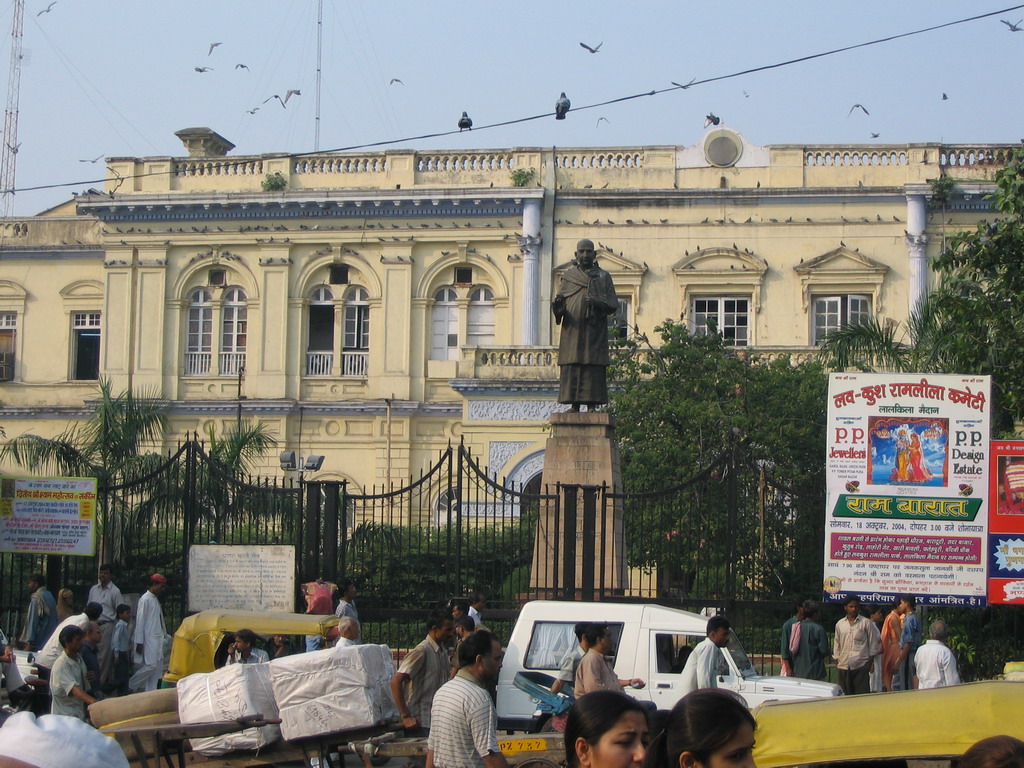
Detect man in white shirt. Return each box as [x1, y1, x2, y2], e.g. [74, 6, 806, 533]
[426, 630, 507, 768]
[680, 615, 731, 693]
[833, 596, 882, 695]
[33, 603, 102, 677]
[333, 618, 360, 650]
[226, 628, 270, 665]
[468, 592, 486, 629]
[130, 574, 169, 692]
[86, 563, 124, 688]
[49, 625, 96, 720]
[915, 620, 961, 689]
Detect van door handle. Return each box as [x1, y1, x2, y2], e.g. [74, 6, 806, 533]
[656, 683, 672, 689]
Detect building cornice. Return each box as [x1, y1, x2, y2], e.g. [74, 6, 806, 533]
[77, 189, 543, 224]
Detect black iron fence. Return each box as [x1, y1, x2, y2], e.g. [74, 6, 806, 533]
[2, 437, 833, 665]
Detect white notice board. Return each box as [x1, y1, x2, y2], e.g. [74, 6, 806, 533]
[187, 544, 296, 612]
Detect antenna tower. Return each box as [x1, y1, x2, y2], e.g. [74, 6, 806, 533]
[0, 0, 24, 217]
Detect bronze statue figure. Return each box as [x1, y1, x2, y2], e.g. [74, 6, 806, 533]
[552, 238, 619, 411]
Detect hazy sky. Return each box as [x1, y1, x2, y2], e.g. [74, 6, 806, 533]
[4, 1, 1023, 215]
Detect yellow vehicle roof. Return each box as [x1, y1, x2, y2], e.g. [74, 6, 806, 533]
[164, 610, 339, 684]
[753, 681, 1024, 768]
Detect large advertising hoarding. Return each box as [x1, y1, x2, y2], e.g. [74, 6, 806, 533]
[824, 373, 990, 606]
[988, 440, 1024, 605]
[0, 477, 97, 555]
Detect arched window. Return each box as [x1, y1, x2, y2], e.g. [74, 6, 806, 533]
[467, 286, 495, 347]
[430, 286, 458, 361]
[220, 287, 247, 375]
[306, 285, 334, 376]
[185, 288, 213, 376]
[342, 286, 369, 377]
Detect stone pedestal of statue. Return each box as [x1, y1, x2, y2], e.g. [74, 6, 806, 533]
[529, 411, 626, 598]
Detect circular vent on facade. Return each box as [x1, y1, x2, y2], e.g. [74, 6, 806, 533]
[703, 130, 743, 167]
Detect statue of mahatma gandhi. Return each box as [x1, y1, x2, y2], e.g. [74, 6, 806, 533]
[552, 238, 619, 411]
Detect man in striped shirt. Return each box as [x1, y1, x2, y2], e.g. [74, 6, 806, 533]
[426, 630, 507, 768]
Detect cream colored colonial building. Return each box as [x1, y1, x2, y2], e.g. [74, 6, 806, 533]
[0, 127, 1013, 491]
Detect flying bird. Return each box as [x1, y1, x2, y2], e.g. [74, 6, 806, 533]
[195, 67, 213, 73]
[671, 78, 696, 89]
[458, 111, 473, 131]
[870, 132, 880, 138]
[942, 92, 948, 100]
[208, 42, 222, 55]
[596, 116, 609, 127]
[389, 78, 404, 85]
[1001, 18, 1023, 31]
[246, 107, 259, 114]
[78, 154, 103, 163]
[555, 92, 571, 120]
[37, 1, 56, 15]
[263, 94, 286, 107]
[848, 103, 870, 117]
[235, 63, 249, 70]
[579, 41, 603, 53]
[742, 90, 749, 98]
[283, 89, 301, 104]
[704, 113, 720, 128]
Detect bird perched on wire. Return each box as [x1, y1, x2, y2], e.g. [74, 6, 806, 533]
[1001, 18, 1023, 31]
[704, 113, 720, 128]
[555, 92, 571, 120]
[458, 112, 473, 131]
[848, 103, 870, 117]
[579, 41, 603, 53]
[195, 67, 213, 73]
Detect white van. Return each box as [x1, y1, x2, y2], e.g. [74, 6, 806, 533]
[496, 600, 841, 731]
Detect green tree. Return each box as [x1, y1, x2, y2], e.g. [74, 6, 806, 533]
[194, 421, 279, 542]
[608, 321, 829, 597]
[821, 149, 1024, 432]
[0, 378, 167, 487]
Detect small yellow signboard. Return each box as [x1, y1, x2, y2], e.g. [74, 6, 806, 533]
[0, 477, 98, 555]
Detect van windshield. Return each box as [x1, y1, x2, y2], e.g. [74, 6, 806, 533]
[725, 630, 756, 678]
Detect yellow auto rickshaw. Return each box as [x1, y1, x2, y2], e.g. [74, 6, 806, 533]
[164, 609, 339, 684]
[753, 680, 1024, 768]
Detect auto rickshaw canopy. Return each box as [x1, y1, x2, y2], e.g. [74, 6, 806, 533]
[753, 680, 1024, 768]
[164, 609, 339, 684]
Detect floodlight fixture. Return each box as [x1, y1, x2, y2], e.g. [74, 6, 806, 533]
[279, 450, 297, 471]
[304, 455, 325, 472]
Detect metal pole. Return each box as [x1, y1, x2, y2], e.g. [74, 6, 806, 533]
[314, 0, 323, 152]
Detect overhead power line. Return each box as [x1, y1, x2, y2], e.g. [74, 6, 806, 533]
[8, 3, 1024, 198]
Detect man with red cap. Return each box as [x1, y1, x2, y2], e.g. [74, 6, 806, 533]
[129, 574, 168, 693]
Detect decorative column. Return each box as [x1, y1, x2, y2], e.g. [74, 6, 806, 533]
[521, 197, 542, 345]
[906, 189, 929, 315]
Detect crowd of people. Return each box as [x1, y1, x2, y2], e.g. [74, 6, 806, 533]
[2, 574, 1014, 768]
[4, 567, 169, 719]
[780, 593, 960, 694]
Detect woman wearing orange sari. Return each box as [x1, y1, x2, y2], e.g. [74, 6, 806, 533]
[880, 604, 904, 691]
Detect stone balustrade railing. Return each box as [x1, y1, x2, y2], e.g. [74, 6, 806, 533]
[112, 142, 1019, 197]
[804, 149, 908, 167]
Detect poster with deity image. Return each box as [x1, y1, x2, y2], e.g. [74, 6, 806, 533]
[988, 440, 1024, 605]
[823, 373, 990, 606]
